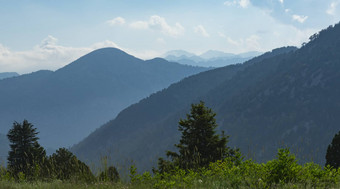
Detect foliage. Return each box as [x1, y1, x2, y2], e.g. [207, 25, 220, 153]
[5, 120, 96, 182]
[49, 148, 95, 182]
[99, 166, 120, 182]
[129, 148, 340, 188]
[263, 148, 301, 184]
[165, 101, 236, 171]
[7, 120, 47, 179]
[2, 147, 340, 188]
[326, 130, 340, 168]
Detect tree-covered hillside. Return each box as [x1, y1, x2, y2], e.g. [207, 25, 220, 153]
[73, 23, 340, 171]
[72, 45, 297, 170]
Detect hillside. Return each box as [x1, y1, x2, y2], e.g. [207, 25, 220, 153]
[0, 48, 208, 149]
[72, 45, 297, 170]
[73, 24, 340, 171]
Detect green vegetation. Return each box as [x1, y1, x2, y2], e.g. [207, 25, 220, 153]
[3, 148, 340, 188]
[156, 101, 237, 172]
[3, 102, 340, 188]
[129, 148, 340, 188]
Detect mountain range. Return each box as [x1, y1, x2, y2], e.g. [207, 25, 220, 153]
[163, 50, 262, 67]
[72, 22, 340, 171]
[0, 48, 208, 150]
[0, 72, 19, 80]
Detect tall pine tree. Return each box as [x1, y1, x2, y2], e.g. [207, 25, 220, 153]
[7, 120, 46, 178]
[166, 101, 235, 170]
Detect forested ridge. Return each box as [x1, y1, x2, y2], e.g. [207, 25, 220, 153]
[73, 22, 340, 171]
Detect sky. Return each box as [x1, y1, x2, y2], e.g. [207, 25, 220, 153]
[0, 0, 340, 74]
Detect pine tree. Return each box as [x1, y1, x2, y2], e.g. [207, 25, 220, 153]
[7, 120, 46, 178]
[326, 131, 340, 168]
[49, 148, 94, 181]
[166, 101, 235, 170]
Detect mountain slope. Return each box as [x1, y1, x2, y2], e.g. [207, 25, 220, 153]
[72, 45, 297, 170]
[0, 72, 19, 80]
[0, 48, 208, 149]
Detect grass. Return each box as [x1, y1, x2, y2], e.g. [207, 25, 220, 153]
[1, 180, 340, 189]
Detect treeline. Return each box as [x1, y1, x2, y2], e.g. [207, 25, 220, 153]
[2, 102, 340, 188]
[1, 120, 119, 183]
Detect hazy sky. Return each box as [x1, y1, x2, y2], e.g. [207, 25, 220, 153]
[1, 0, 340, 74]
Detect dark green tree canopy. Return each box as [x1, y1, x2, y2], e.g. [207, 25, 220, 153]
[49, 148, 94, 181]
[166, 101, 235, 170]
[7, 120, 46, 177]
[326, 131, 340, 168]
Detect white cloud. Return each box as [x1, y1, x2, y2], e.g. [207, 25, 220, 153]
[157, 38, 166, 44]
[0, 44, 11, 56]
[106, 17, 126, 26]
[226, 37, 240, 46]
[0, 35, 164, 73]
[285, 9, 291, 13]
[194, 25, 210, 37]
[129, 15, 184, 37]
[224, 0, 250, 8]
[218, 32, 226, 38]
[239, 0, 250, 8]
[245, 35, 261, 50]
[279, 0, 284, 4]
[223, 1, 236, 6]
[327, 2, 339, 15]
[0, 36, 124, 74]
[129, 21, 149, 29]
[292, 14, 308, 23]
[218, 32, 263, 51]
[91, 40, 120, 49]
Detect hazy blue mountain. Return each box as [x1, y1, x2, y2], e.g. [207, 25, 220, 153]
[199, 50, 235, 59]
[0, 48, 208, 150]
[163, 50, 197, 58]
[0, 72, 19, 80]
[72, 45, 297, 171]
[163, 50, 262, 67]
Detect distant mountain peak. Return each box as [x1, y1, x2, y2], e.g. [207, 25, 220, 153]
[199, 50, 235, 59]
[86, 47, 133, 58]
[163, 50, 196, 58]
[0, 72, 19, 80]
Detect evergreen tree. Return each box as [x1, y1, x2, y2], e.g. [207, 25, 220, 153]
[7, 120, 46, 178]
[49, 148, 94, 181]
[166, 101, 235, 170]
[326, 131, 340, 168]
